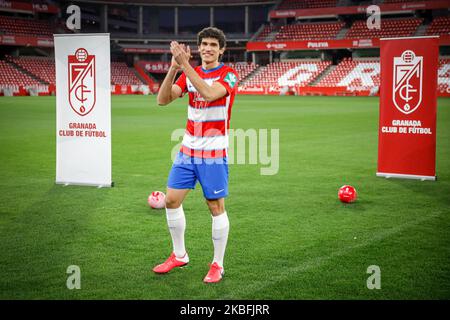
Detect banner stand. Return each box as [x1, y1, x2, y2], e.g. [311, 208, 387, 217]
[377, 36, 439, 181]
[56, 181, 114, 188]
[54, 33, 112, 188]
[376, 173, 436, 181]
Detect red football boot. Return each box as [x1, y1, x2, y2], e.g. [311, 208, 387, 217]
[203, 262, 224, 283]
[153, 252, 189, 274]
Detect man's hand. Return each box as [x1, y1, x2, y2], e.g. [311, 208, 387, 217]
[170, 55, 180, 70]
[170, 41, 191, 69]
[157, 42, 189, 105]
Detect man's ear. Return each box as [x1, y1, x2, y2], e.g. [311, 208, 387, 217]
[220, 47, 225, 55]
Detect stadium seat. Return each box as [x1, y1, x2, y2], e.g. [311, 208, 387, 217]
[383, 0, 434, 3]
[275, 21, 345, 41]
[1, 57, 144, 87]
[9, 56, 55, 85]
[438, 58, 450, 94]
[111, 62, 145, 85]
[315, 58, 380, 92]
[426, 17, 450, 36]
[255, 25, 279, 41]
[346, 17, 423, 39]
[243, 60, 331, 87]
[0, 60, 42, 86]
[225, 62, 258, 82]
[278, 0, 337, 10]
[0, 16, 57, 37]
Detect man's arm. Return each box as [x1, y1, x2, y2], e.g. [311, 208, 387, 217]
[171, 43, 227, 103]
[182, 64, 227, 102]
[156, 66, 182, 106]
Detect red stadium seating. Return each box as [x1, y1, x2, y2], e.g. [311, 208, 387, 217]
[426, 17, 450, 36]
[0, 60, 42, 86]
[313, 56, 447, 95]
[346, 18, 423, 39]
[438, 58, 450, 94]
[278, 0, 337, 10]
[256, 18, 424, 43]
[315, 58, 380, 92]
[383, 0, 434, 3]
[1, 57, 144, 87]
[111, 62, 144, 85]
[255, 25, 279, 41]
[0, 16, 55, 37]
[9, 56, 55, 84]
[243, 60, 331, 87]
[275, 21, 345, 41]
[225, 62, 258, 82]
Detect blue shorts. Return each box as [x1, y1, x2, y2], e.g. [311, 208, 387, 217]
[167, 152, 229, 200]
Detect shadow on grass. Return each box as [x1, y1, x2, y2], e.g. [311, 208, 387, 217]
[384, 177, 450, 205]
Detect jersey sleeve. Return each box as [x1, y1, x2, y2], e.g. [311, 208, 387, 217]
[217, 69, 239, 96]
[174, 72, 188, 96]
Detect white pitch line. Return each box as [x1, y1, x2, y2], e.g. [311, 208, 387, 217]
[224, 211, 441, 299]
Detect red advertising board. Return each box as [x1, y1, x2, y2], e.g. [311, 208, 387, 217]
[247, 36, 450, 52]
[0, 35, 53, 47]
[0, 1, 59, 13]
[377, 36, 439, 180]
[247, 39, 379, 51]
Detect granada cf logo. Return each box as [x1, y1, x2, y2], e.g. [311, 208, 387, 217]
[393, 50, 423, 115]
[68, 48, 96, 116]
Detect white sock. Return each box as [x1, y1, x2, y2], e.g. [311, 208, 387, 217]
[212, 212, 229, 268]
[166, 205, 186, 259]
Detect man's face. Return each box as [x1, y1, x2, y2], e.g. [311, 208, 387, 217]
[199, 37, 225, 64]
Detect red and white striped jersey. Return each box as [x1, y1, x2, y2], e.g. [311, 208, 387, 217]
[175, 63, 238, 159]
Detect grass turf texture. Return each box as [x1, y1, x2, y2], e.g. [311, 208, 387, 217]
[0, 95, 449, 300]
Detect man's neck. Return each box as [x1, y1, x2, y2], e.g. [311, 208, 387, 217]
[202, 61, 220, 70]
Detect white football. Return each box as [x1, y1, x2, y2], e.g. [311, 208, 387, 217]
[148, 191, 166, 209]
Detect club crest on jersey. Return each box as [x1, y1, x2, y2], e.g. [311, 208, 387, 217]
[393, 50, 423, 115]
[224, 72, 237, 89]
[68, 48, 96, 116]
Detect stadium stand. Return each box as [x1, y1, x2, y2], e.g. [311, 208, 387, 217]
[315, 58, 380, 92]
[255, 25, 279, 41]
[0, 57, 143, 87]
[9, 56, 55, 85]
[0, 16, 55, 37]
[275, 21, 345, 41]
[243, 60, 331, 87]
[0, 0, 448, 97]
[277, 0, 337, 10]
[426, 16, 450, 36]
[0, 60, 42, 86]
[225, 62, 258, 82]
[438, 58, 450, 95]
[106, 0, 266, 3]
[346, 17, 423, 39]
[111, 62, 145, 85]
[383, 0, 435, 3]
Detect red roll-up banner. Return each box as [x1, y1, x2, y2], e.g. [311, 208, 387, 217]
[377, 36, 439, 181]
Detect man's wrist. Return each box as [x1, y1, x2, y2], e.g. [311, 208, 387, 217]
[169, 65, 180, 73]
[180, 60, 191, 71]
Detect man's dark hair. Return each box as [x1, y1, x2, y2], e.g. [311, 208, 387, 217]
[197, 27, 226, 49]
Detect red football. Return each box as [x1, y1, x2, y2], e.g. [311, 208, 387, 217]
[338, 185, 357, 203]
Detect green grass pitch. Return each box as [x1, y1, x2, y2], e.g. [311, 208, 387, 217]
[0, 95, 449, 299]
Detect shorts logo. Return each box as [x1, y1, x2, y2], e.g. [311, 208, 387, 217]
[393, 50, 423, 115]
[68, 48, 96, 116]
